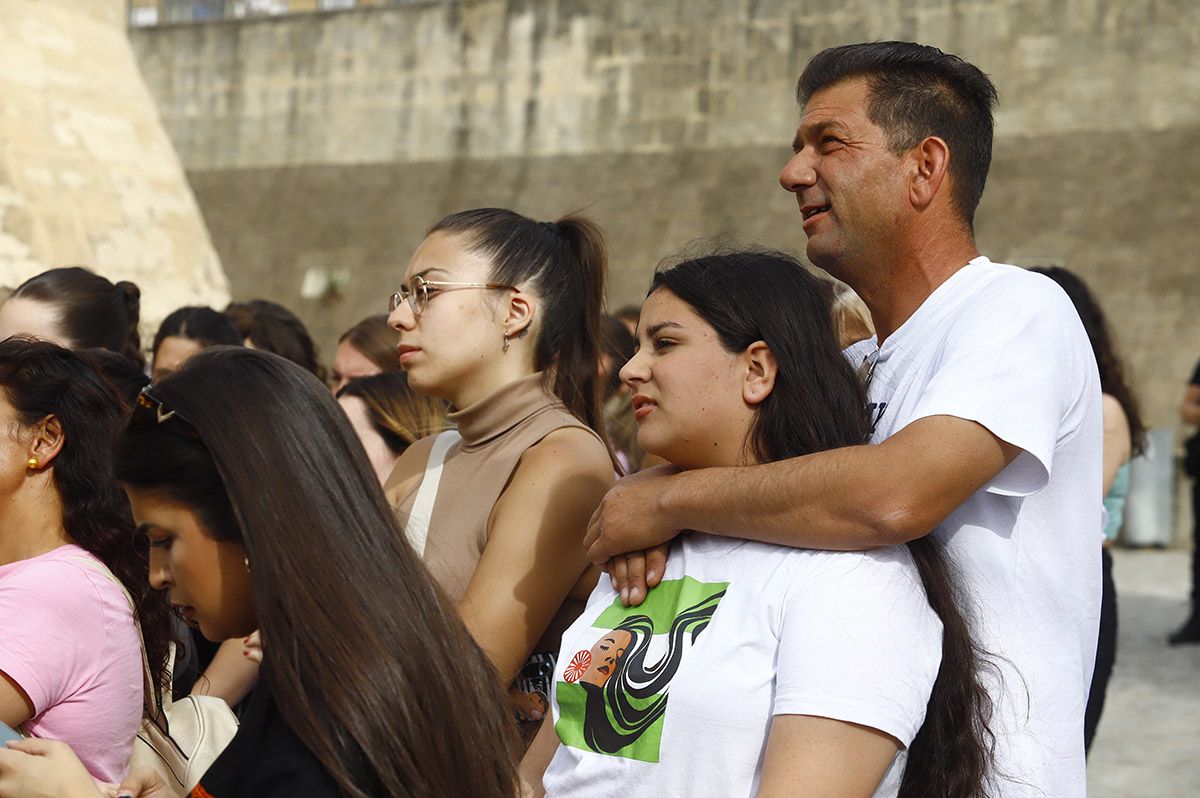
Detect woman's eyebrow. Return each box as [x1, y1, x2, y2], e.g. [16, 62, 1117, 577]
[642, 321, 684, 338]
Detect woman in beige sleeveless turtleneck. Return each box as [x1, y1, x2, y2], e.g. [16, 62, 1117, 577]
[384, 208, 615, 741]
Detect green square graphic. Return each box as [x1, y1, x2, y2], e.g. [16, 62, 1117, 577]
[555, 576, 728, 763]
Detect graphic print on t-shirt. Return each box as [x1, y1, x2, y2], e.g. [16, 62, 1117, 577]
[554, 576, 727, 763]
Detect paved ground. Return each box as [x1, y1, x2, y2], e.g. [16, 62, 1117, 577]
[1087, 548, 1200, 797]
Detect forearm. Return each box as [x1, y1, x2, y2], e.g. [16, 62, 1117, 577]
[659, 446, 912, 551]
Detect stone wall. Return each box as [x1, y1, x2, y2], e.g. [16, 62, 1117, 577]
[131, 0, 1200, 434]
[0, 0, 229, 338]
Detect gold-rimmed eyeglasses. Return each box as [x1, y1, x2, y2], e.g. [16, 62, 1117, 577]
[388, 275, 517, 316]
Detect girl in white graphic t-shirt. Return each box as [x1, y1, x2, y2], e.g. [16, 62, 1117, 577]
[521, 251, 994, 798]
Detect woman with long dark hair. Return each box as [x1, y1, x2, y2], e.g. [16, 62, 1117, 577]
[0, 347, 518, 797]
[0, 339, 172, 782]
[1030, 266, 1145, 750]
[0, 267, 145, 368]
[384, 209, 615, 740]
[523, 252, 992, 797]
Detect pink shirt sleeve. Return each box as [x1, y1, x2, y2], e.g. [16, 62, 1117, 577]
[0, 558, 103, 714]
[0, 550, 144, 782]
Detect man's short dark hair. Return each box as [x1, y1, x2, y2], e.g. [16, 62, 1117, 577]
[797, 41, 998, 228]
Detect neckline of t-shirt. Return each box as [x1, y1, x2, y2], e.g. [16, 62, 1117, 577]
[877, 255, 992, 358]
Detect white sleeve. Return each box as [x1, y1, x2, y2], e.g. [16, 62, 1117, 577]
[905, 274, 1096, 497]
[772, 548, 942, 748]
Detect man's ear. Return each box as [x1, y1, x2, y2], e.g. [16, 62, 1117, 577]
[909, 135, 950, 212]
[742, 341, 778, 406]
[29, 415, 65, 469]
[505, 291, 535, 339]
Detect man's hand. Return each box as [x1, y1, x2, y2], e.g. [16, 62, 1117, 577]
[0, 739, 103, 798]
[585, 465, 681, 606]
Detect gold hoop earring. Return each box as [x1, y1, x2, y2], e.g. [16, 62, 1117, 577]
[26, 457, 39, 470]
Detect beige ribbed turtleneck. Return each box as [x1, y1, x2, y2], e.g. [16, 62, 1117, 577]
[386, 372, 599, 604]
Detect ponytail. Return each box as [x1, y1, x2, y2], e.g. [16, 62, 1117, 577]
[115, 281, 145, 369]
[9, 267, 145, 369]
[429, 208, 610, 444]
[543, 215, 606, 434]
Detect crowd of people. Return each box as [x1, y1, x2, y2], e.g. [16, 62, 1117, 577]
[0, 39, 1172, 798]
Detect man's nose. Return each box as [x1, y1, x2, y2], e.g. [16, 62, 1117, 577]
[779, 149, 817, 192]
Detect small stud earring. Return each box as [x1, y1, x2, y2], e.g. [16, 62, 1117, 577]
[26, 457, 39, 470]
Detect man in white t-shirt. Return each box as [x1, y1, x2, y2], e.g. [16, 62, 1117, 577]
[585, 42, 1101, 796]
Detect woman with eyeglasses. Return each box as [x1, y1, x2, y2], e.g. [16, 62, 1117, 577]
[520, 252, 992, 798]
[0, 347, 518, 797]
[384, 209, 615, 741]
[0, 339, 173, 784]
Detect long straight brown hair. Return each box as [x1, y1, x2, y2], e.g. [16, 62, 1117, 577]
[116, 348, 518, 797]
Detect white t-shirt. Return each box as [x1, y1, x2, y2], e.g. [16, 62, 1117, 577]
[541, 533, 942, 797]
[848, 257, 1102, 797]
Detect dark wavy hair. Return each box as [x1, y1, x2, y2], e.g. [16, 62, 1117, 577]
[797, 42, 998, 228]
[1030, 266, 1146, 456]
[0, 338, 173, 694]
[226, 300, 325, 382]
[429, 209, 608, 438]
[9, 267, 144, 368]
[650, 251, 994, 798]
[151, 306, 242, 358]
[116, 347, 517, 797]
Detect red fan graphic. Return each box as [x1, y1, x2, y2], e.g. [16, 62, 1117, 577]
[563, 650, 592, 683]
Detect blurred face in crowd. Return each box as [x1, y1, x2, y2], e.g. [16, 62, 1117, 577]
[0, 298, 71, 348]
[387, 231, 512, 407]
[330, 340, 382, 395]
[153, 336, 203, 381]
[127, 487, 256, 642]
[337, 394, 397, 486]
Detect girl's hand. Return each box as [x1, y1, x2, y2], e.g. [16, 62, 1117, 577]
[243, 630, 263, 664]
[0, 738, 103, 798]
[115, 768, 173, 798]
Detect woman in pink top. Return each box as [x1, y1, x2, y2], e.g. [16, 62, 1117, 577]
[0, 339, 173, 781]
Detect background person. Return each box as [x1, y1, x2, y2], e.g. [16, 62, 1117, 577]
[336, 372, 449, 485]
[1171, 364, 1200, 645]
[225, 300, 325, 382]
[151, 306, 241, 381]
[0, 339, 172, 783]
[384, 208, 615, 742]
[1031, 265, 1146, 750]
[329, 314, 402, 394]
[0, 267, 145, 368]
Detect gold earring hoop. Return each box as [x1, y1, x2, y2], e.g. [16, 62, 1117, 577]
[26, 457, 39, 470]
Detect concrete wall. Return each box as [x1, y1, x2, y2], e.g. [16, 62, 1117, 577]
[0, 0, 229, 337]
[131, 0, 1200, 434]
